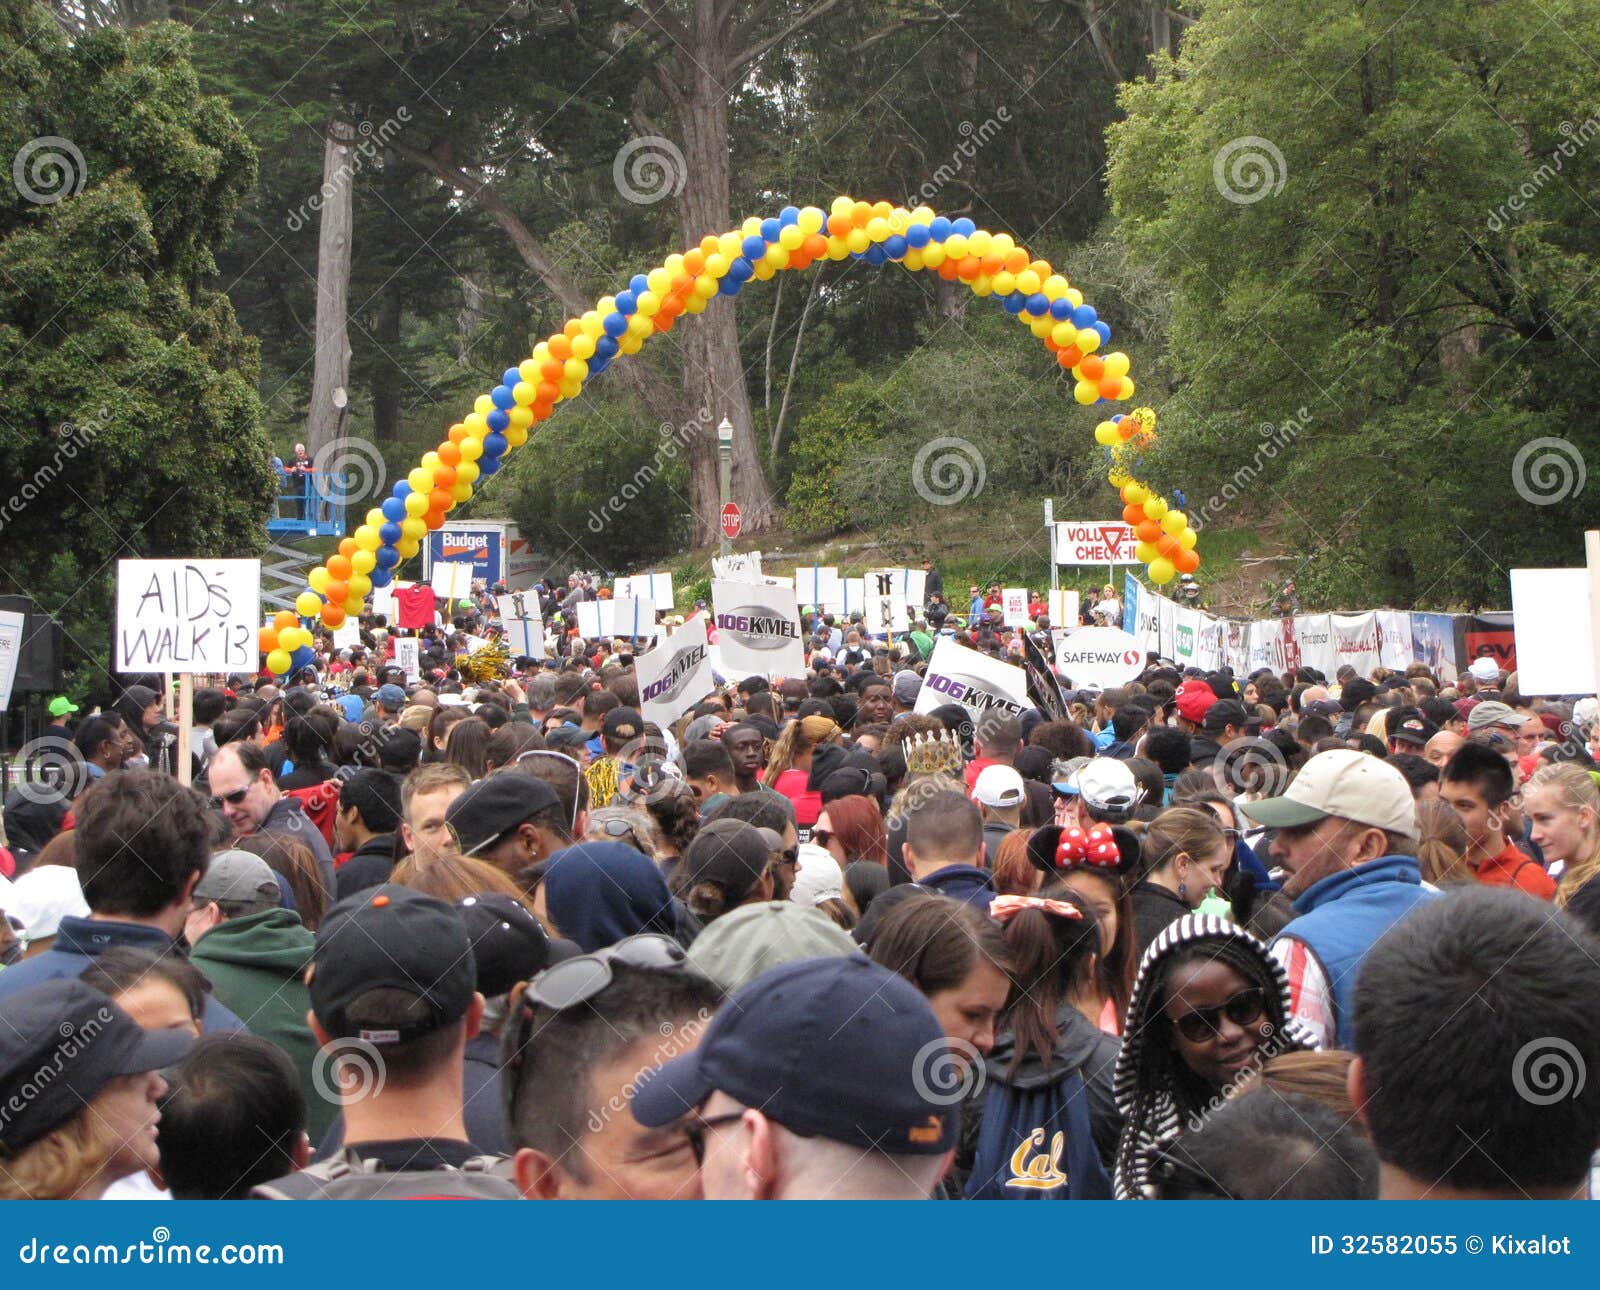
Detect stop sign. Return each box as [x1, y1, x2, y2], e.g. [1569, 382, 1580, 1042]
[720, 503, 742, 539]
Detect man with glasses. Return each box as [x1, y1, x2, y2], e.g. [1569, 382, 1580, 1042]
[445, 773, 567, 877]
[1240, 749, 1436, 1049]
[631, 954, 957, 1199]
[504, 934, 724, 1199]
[208, 741, 335, 889]
[705, 794, 800, 901]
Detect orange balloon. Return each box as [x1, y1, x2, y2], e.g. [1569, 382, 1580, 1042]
[536, 381, 559, 404]
[338, 538, 357, 559]
[1054, 347, 1074, 367]
[788, 254, 813, 271]
[325, 580, 348, 604]
[259, 627, 279, 652]
[1004, 248, 1029, 273]
[803, 233, 829, 259]
[1156, 534, 1181, 558]
[1122, 503, 1144, 525]
[1175, 548, 1201, 574]
[562, 319, 582, 339]
[547, 335, 572, 361]
[1058, 346, 1083, 369]
[682, 248, 706, 275]
[320, 603, 346, 628]
[438, 442, 461, 467]
[826, 213, 851, 237]
[274, 609, 298, 630]
[937, 259, 960, 281]
[956, 256, 982, 281]
[1099, 376, 1123, 399]
[433, 466, 456, 489]
[532, 400, 555, 420]
[429, 488, 453, 512]
[980, 253, 1004, 276]
[1118, 421, 1138, 441]
[1043, 335, 1062, 353]
[1136, 521, 1162, 543]
[425, 507, 448, 530]
[326, 554, 352, 581]
[699, 234, 720, 255]
[653, 312, 675, 332]
[1079, 354, 1105, 380]
[448, 423, 468, 444]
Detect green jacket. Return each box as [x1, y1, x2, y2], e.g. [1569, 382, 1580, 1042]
[189, 908, 337, 1140]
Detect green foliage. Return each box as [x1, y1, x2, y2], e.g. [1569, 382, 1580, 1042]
[0, 8, 271, 696]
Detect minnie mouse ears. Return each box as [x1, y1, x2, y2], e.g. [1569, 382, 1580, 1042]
[1026, 823, 1141, 877]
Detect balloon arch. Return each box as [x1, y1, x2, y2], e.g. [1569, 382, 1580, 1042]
[262, 196, 1200, 674]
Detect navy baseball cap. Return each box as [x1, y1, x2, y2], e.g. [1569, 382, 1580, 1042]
[630, 954, 957, 1155]
[375, 683, 407, 707]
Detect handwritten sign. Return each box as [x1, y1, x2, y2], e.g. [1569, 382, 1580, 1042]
[115, 560, 259, 674]
[394, 636, 421, 683]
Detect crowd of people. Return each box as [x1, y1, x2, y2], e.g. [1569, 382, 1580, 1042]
[1, 573, 1598, 1202]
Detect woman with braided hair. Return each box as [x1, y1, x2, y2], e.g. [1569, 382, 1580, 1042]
[1112, 913, 1317, 1198]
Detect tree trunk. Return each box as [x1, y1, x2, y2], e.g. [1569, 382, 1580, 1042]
[306, 118, 354, 465]
[669, 0, 775, 546]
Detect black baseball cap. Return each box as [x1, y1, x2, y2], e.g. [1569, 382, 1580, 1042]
[674, 819, 771, 906]
[446, 774, 560, 857]
[1203, 699, 1249, 733]
[457, 893, 559, 997]
[309, 885, 477, 1044]
[0, 979, 192, 1154]
[1387, 707, 1439, 747]
[631, 954, 957, 1155]
[602, 707, 644, 744]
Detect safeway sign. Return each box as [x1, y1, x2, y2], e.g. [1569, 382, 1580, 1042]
[1056, 521, 1139, 565]
[1051, 625, 1146, 689]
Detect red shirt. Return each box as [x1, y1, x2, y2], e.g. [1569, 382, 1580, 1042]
[1476, 842, 1556, 900]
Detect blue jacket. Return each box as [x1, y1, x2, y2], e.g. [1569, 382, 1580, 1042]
[1272, 855, 1437, 1048]
[918, 865, 997, 911]
[0, 916, 246, 1033]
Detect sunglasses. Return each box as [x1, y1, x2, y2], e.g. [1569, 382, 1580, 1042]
[1170, 988, 1268, 1044]
[524, 933, 687, 1013]
[514, 749, 583, 835]
[592, 816, 651, 853]
[210, 786, 251, 808]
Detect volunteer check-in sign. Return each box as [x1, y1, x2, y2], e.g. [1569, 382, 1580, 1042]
[1056, 522, 1139, 565]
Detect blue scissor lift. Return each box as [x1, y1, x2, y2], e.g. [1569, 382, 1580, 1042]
[263, 471, 348, 610]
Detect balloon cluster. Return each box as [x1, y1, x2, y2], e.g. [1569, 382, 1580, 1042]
[259, 610, 315, 677]
[273, 197, 1181, 673]
[1097, 405, 1198, 583]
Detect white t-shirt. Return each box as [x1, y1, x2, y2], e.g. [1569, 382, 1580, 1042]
[1092, 596, 1121, 625]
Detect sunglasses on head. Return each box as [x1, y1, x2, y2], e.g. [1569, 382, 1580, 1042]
[1171, 987, 1268, 1044]
[514, 748, 582, 835]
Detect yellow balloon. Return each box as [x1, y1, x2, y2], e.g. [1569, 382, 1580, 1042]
[408, 467, 432, 493]
[295, 591, 322, 618]
[562, 357, 587, 383]
[1124, 482, 1148, 505]
[365, 508, 385, 530]
[519, 358, 540, 383]
[347, 573, 371, 599]
[512, 381, 535, 406]
[1143, 497, 1168, 522]
[580, 311, 604, 338]
[1094, 423, 1119, 446]
[508, 406, 533, 430]
[1051, 321, 1078, 348]
[1015, 269, 1041, 295]
[866, 216, 890, 242]
[778, 224, 803, 250]
[450, 481, 473, 503]
[1043, 274, 1070, 299]
[401, 516, 426, 540]
[797, 206, 825, 234]
[1075, 328, 1101, 353]
[942, 233, 968, 259]
[397, 538, 421, 559]
[464, 413, 487, 435]
[1074, 381, 1099, 405]
[307, 567, 331, 594]
[844, 228, 870, 254]
[474, 395, 495, 417]
[404, 491, 429, 517]
[636, 291, 661, 316]
[266, 648, 291, 675]
[354, 525, 381, 551]
[1135, 541, 1160, 565]
[504, 425, 528, 447]
[992, 271, 1016, 295]
[1103, 351, 1131, 379]
[420, 451, 440, 472]
[1162, 510, 1188, 536]
[351, 549, 376, 574]
[618, 333, 644, 355]
[570, 333, 596, 360]
[967, 230, 992, 258]
[455, 459, 480, 485]
[458, 436, 483, 462]
[1148, 557, 1176, 585]
[1119, 377, 1135, 400]
[921, 243, 946, 268]
[705, 252, 729, 278]
[627, 313, 653, 337]
[693, 274, 718, 299]
[1179, 528, 1198, 550]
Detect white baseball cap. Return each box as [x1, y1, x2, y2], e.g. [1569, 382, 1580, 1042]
[1240, 749, 1418, 840]
[6, 866, 89, 941]
[1068, 758, 1143, 821]
[973, 765, 1026, 809]
[1468, 657, 1501, 684]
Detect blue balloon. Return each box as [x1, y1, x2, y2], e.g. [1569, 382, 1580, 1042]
[502, 367, 522, 389]
[479, 454, 501, 477]
[490, 384, 515, 410]
[379, 521, 402, 544]
[951, 217, 976, 236]
[381, 496, 406, 522]
[742, 234, 767, 260]
[629, 273, 649, 295]
[369, 567, 393, 588]
[1001, 291, 1027, 314]
[602, 312, 628, 338]
[587, 356, 610, 374]
[486, 408, 509, 432]
[1093, 321, 1112, 345]
[483, 432, 508, 458]
[374, 545, 399, 569]
[759, 219, 781, 242]
[614, 290, 637, 315]
[779, 205, 800, 226]
[863, 244, 887, 265]
[1025, 293, 1050, 317]
[727, 256, 754, 282]
[392, 480, 412, 499]
[1071, 304, 1098, 328]
[717, 275, 743, 295]
[928, 216, 952, 241]
[595, 335, 619, 359]
[1049, 298, 1074, 320]
[290, 645, 314, 671]
[905, 223, 931, 248]
[884, 234, 908, 259]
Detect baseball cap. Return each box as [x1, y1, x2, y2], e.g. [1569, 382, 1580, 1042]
[790, 843, 844, 906]
[445, 774, 561, 857]
[602, 707, 644, 744]
[1239, 749, 1419, 840]
[685, 901, 856, 992]
[973, 764, 1026, 809]
[1386, 708, 1438, 747]
[1049, 755, 1093, 794]
[0, 979, 192, 1155]
[1466, 700, 1521, 733]
[1202, 699, 1249, 733]
[892, 671, 922, 705]
[309, 885, 477, 1044]
[47, 696, 78, 718]
[1304, 699, 1344, 719]
[193, 849, 282, 908]
[457, 893, 560, 997]
[5, 866, 88, 941]
[631, 954, 957, 1155]
[375, 683, 407, 707]
[1070, 757, 1143, 821]
[1468, 657, 1502, 684]
[1174, 678, 1218, 724]
[675, 820, 772, 907]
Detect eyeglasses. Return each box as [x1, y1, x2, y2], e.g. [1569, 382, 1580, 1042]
[210, 786, 250, 808]
[1170, 988, 1268, 1044]
[514, 749, 583, 835]
[684, 1110, 746, 1166]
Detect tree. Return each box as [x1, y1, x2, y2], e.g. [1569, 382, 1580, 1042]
[1108, 0, 1600, 608]
[0, 4, 271, 694]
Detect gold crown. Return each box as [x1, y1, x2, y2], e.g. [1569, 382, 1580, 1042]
[904, 729, 964, 776]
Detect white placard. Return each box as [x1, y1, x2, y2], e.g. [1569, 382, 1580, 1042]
[0, 610, 23, 711]
[115, 559, 259, 674]
[497, 592, 545, 659]
[616, 571, 675, 607]
[394, 636, 421, 683]
[712, 580, 806, 679]
[370, 585, 397, 622]
[576, 598, 658, 642]
[1002, 588, 1030, 627]
[1055, 521, 1140, 565]
[1052, 625, 1146, 689]
[712, 551, 763, 583]
[794, 566, 840, 609]
[914, 638, 1030, 720]
[638, 613, 714, 727]
[862, 595, 909, 636]
[430, 562, 473, 601]
[827, 577, 867, 617]
[1376, 610, 1413, 671]
[1048, 590, 1080, 630]
[331, 619, 362, 650]
[866, 568, 927, 609]
[1511, 568, 1594, 695]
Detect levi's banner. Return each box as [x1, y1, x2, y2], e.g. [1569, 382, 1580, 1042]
[711, 580, 805, 678]
[1052, 626, 1146, 689]
[1055, 521, 1139, 565]
[638, 614, 713, 727]
[914, 638, 1030, 721]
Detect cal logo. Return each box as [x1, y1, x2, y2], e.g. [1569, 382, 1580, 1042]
[1005, 1128, 1067, 1192]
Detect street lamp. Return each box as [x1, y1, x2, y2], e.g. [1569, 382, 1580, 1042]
[717, 417, 733, 559]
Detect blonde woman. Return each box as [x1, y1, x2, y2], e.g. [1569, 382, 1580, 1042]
[761, 714, 841, 832]
[1522, 762, 1600, 905]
